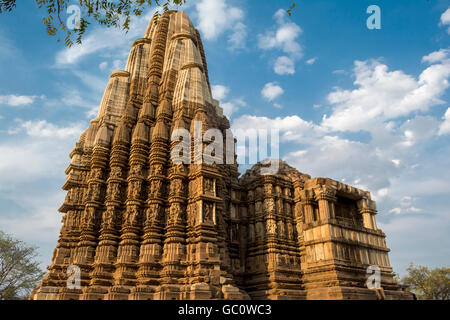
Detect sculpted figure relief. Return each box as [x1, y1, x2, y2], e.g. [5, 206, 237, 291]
[91, 168, 102, 180]
[150, 180, 162, 198]
[204, 178, 214, 194]
[152, 165, 163, 176]
[264, 183, 272, 195]
[169, 203, 183, 225]
[83, 207, 96, 225]
[255, 202, 262, 214]
[203, 202, 213, 223]
[130, 164, 143, 177]
[248, 223, 255, 242]
[278, 220, 286, 238]
[256, 222, 264, 239]
[267, 220, 277, 235]
[287, 222, 294, 240]
[132, 181, 142, 199]
[146, 204, 161, 226]
[125, 207, 139, 226]
[88, 184, 101, 202]
[102, 208, 115, 229]
[188, 203, 197, 226]
[110, 167, 122, 179]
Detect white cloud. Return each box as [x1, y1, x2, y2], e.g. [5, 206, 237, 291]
[0, 95, 41, 107]
[332, 69, 346, 75]
[212, 84, 230, 101]
[439, 107, 450, 135]
[440, 7, 450, 34]
[221, 98, 246, 118]
[306, 57, 317, 65]
[55, 9, 157, 67]
[195, 0, 247, 49]
[274, 56, 295, 75]
[99, 61, 108, 71]
[228, 22, 248, 50]
[8, 119, 85, 139]
[232, 114, 324, 144]
[274, 103, 282, 109]
[322, 53, 450, 132]
[422, 49, 450, 64]
[211, 84, 246, 118]
[398, 115, 439, 147]
[258, 8, 303, 74]
[261, 82, 284, 101]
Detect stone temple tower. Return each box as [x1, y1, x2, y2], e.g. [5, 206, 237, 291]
[31, 11, 412, 300]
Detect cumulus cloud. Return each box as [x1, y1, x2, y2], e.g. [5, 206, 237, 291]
[322, 52, 450, 132]
[8, 119, 85, 139]
[232, 114, 324, 144]
[440, 7, 450, 34]
[211, 84, 246, 118]
[195, 0, 247, 49]
[439, 107, 450, 135]
[258, 9, 303, 75]
[422, 48, 450, 64]
[261, 82, 284, 102]
[274, 56, 295, 75]
[99, 61, 108, 71]
[306, 57, 317, 65]
[0, 95, 42, 107]
[212, 84, 230, 101]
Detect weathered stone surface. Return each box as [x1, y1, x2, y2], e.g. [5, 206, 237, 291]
[31, 11, 412, 300]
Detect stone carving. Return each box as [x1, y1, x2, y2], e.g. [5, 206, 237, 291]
[150, 180, 162, 198]
[110, 167, 122, 179]
[130, 165, 142, 177]
[124, 207, 139, 226]
[107, 182, 121, 201]
[266, 220, 277, 235]
[33, 10, 411, 302]
[203, 202, 214, 223]
[204, 178, 214, 194]
[91, 168, 102, 180]
[82, 207, 96, 225]
[102, 208, 115, 229]
[248, 224, 255, 242]
[146, 205, 161, 226]
[169, 203, 182, 225]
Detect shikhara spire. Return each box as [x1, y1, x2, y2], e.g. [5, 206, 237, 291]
[31, 11, 411, 300]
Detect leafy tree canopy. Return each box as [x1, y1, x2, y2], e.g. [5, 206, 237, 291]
[0, 231, 45, 300]
[0, 0, 187, 46]
[401, 263, 450, 300]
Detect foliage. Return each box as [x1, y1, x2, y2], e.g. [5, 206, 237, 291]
[0, 0, 186, 46]
[0, 231, 45, 300]
[401, 263, 450, 300]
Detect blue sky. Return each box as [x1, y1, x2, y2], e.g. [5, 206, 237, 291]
[0, 0, 449, 277]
